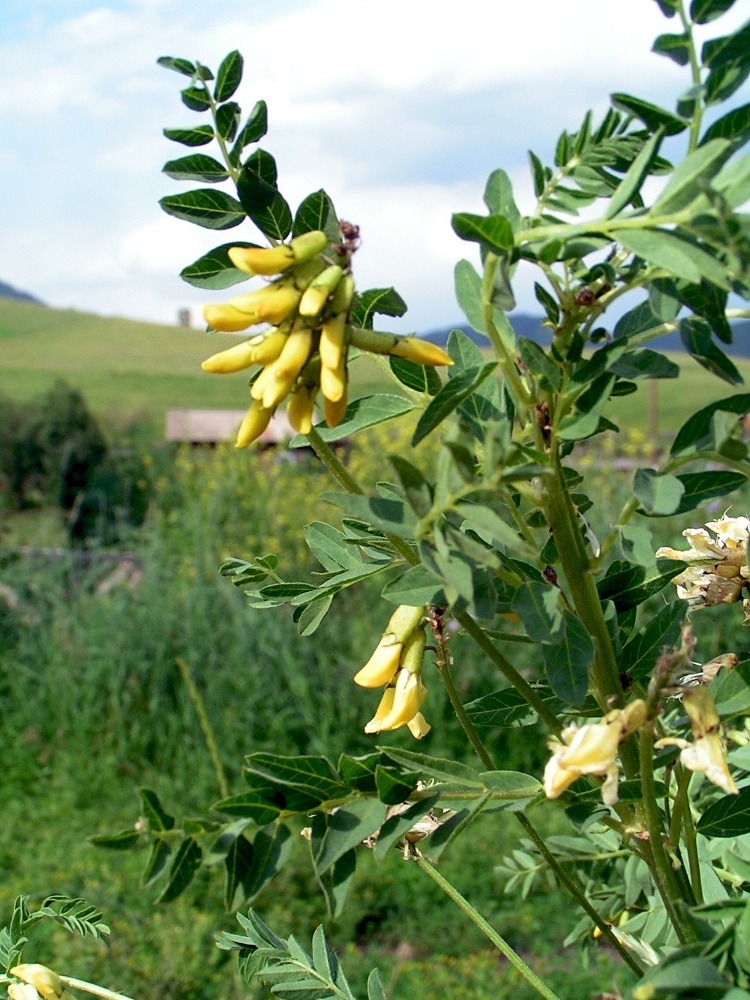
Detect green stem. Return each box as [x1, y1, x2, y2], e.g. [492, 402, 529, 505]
[482, 255, 533, 407]
[638, 728, 697, 943]
[456, 612, 563, 736]
[413, 856, 563, 1000]
[515, 813, 645, 977]
[673, 768, 704, 905]
[544, 458, 623, 711]
[678, 0, 704, 153]
[176, 657, 229, 799]
[307, 427, 365, 495]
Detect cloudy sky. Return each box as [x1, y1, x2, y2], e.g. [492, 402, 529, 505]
[1, 0, 747, 333]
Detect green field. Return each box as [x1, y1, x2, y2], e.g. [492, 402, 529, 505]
[1, 296, 748, 440]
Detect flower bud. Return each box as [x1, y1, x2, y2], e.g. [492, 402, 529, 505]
[229, 282, 301, 325]
[320, 356, 346, 403]
[389, 337, 453, 367]
[235, 400, 274, 448]
[387, 604, 426, 642]
[229, 243, 295, 276]
[287, 385, 317, 435]
[275, 323, 313, 381]
[298, 265, 344, 318]
[330, 275, 355, 314]
[201, 330, 288, 373]
[203, 303, 258, 333]
[325, 392, 347, 428]
[228, 231, 328, 277]
[400, 626, 426, 675]
[11, 966, 64, 1000]
[319, 313, 347, 371]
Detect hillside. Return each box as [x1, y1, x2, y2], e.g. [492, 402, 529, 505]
[0, 280, 43, 305]
[1, 296, 749, 440]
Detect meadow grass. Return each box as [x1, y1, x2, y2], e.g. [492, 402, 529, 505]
[1, 297, 749, 441]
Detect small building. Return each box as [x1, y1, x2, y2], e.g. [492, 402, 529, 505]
[166, 408, 295, 445]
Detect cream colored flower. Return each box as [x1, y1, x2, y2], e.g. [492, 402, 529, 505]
[657, 515, 749, 607]
[10, 967, 63, 1000]
[656, 688, 738, 795]
[8, 985, 41, 1000]
[544, 700, 647, 806]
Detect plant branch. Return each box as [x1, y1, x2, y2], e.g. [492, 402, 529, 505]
[515, 812, 645, 976]
[639, 728, 697, 943]
[413, 855, 563, 1000]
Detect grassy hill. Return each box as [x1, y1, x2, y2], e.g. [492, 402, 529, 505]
[1, 296, 749, 441]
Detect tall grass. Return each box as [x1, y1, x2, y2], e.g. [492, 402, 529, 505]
[1, 431, 748, 999]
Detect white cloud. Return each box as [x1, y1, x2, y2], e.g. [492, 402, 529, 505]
[1, 0, 748, 330]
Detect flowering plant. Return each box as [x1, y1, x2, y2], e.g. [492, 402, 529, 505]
[79, 3, 750, 1000]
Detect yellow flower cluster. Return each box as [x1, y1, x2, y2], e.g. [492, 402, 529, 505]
[544, 700, 648, 806]
[354, 604, 430, 739]
[200, 230, 453, 446]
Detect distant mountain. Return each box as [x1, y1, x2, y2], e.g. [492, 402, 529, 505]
[0, 280, 43, 305]
[424, 314, 750, 357]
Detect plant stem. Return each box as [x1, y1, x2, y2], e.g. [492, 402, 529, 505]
[638, 728, 697, 943]
[515, 813, 645, 977]
[456, 612, 563, 736]
[413, 855, 563, 1000]
[176, 657, 229, 799]
[307, 427, 365, 495]
[678, 0, 704, 153]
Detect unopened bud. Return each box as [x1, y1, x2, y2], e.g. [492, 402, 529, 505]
[201, 330, 288, 373]
[325, 392, 348, 428]
[320, 357, 346, 402]
[275, 324, 313, 381]
[401, 626, 426, 677]
[229, 281, 301, 325]
[228, 231, 328, 277]
[298, 265, 343, 318]
[319, 313, 347, 371]
[203, 303, 257, 333]
[387, 604, 426, 642]
[390, 336, 453, 367]
[287, 385, 317, 435]
[235, 400, 274, 448]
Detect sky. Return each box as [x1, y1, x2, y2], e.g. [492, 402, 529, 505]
[1, 0, 748, 334]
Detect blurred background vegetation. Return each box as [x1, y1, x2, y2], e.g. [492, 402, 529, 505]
[1, 297, 750, 999]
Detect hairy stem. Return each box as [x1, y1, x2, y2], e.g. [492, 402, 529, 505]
[413, 856, 563, 1000]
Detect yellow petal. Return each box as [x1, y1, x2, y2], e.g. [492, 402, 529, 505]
[681, 734, 738, 795]
[376, 669, 426, 731]
[558, 720, 621, 775]
[275, 325, 313, 381]
[407, 712, 431, 739]
[389, 337, 454, 367]
[203, 303, 255, 332]
[354, 639, 402, 688]
[543, 752, 580, 799]
[8, 985, 41, 1000]
[287, 385, 317, 435]
[325, 390, 348, 428]
[11, 967, 64, 1000]
[683, 687, 720, 740]
[235, 401, 274, 448]
[364, 687, 396, 733]
[320, 358, 346, 402]
[229, 283, 301, 325]
[298, 265, 344, 318]
[228, 244, 295, 276]
[320, 314, 347, 370]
